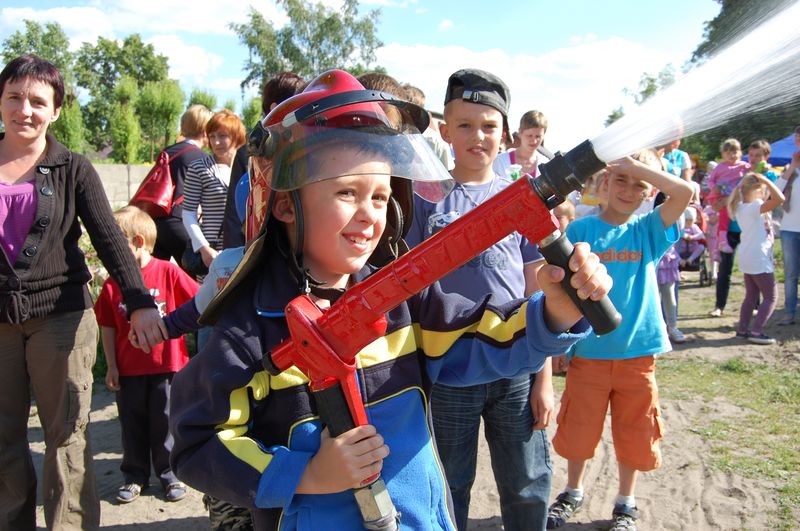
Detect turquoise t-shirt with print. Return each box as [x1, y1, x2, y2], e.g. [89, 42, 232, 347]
[566, 207, 679, 360]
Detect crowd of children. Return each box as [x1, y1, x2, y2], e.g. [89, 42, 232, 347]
[8, 52, 798, 531]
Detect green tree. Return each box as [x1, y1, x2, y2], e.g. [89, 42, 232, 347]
[75, 35, 169, 151]
[691, 0, 796, 63]
[136, 80, 184, 161]
[50, 95, 85, 152]
[109, 76, 141, 163]
[604, 106, 625, 127]
[242, 96, 263, 130]
[1, 20, 75, 86]
[685, 0, 800, 160]
[230, 0, 382, 90]
[223, 98, 237, 113]
[188, 88, 217, 111]
[605, 65, 674, 129]
[623, 65, 676, 106]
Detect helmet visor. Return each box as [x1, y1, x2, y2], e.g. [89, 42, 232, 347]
[253, 100, 454, 203]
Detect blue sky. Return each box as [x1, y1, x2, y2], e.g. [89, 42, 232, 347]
[0, 0, 721, 149]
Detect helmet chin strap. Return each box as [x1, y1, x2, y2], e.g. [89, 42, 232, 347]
[276, 191, 408, 306]
[278, 191, 348, 305]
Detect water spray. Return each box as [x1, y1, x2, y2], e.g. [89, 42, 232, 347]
[536, 0, 800, 199]
[592, 0, 800, 162]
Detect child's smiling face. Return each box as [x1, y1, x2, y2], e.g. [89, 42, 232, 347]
[600, 171, 652, 219]
[282, 146, 392, 290]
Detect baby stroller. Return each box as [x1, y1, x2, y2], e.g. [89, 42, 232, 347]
[678, 204, 711, 286]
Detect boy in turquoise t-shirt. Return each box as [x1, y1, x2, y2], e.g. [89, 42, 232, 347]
[546, 150, 693, 530]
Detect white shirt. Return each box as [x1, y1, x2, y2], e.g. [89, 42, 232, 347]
[777, 171, 800, 232]
[735, 200, 774, 274]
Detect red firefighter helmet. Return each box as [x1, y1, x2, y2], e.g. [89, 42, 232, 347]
[203, 69, 453, 323]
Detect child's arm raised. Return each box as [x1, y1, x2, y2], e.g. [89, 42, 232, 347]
[759, 173, 785, 213]
[608, 157, 694, 228]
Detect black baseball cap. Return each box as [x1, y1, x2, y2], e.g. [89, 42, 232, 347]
[444, 68, 510, 117]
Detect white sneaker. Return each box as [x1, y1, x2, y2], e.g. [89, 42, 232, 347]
[668, 327, 687, 343]
[747, 333, 776, 345]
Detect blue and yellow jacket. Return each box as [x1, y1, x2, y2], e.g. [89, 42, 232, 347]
[169, 251, 590, 530]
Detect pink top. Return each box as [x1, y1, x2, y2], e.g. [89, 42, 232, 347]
[0, 181, 38, 264]
[706, 161, 750, 233]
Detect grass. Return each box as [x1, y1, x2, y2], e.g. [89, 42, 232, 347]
[657, 356, 800, 528]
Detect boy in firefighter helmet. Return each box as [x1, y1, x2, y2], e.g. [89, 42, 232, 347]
[169, 69, 610, 530]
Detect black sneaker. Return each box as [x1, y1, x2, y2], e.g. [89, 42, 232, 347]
[608, 504, 638, 531]
[546, 491, 583, 529]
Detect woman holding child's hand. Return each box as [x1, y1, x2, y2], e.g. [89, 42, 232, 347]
[296, 425, 390, 493]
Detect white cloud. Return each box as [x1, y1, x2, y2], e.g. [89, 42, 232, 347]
[377, 37, 675, 150]
[1, 7, 114, 49]
[1, 1, 286, 41]
[146, 34, 224, 85]
[437, 19, 454, 32]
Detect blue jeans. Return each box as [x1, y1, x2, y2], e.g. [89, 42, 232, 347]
[781, 230, 800, 318]
[430, 375, 552, 531]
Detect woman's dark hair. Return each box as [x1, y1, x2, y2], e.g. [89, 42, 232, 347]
[262, 72, 306, 115]
[0, 54, 65, 108]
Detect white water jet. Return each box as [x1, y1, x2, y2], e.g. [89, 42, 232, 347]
[591, 0, 800, 163]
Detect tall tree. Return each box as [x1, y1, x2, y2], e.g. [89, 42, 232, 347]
[109, 76, 141, 163]
[136, 80, 184, 161]
[75, 35, 169, 150]
[50, 95, 85, 152]
[1, 20, 74, 86]
[230, 0, 382, 91]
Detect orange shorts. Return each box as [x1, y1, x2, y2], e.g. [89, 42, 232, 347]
[552, 355, 664, 471]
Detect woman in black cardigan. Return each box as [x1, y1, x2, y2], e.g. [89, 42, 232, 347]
[0, 54, 164, 531]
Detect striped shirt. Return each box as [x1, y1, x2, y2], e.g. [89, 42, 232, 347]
[182, 156, 230, 251]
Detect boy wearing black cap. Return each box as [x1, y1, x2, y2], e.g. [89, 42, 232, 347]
[405, 69, 554, 531]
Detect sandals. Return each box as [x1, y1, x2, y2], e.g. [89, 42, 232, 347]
[165, 482, 188, 502]
[116, 483, 142, 504]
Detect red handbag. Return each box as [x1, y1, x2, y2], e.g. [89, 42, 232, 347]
[129, 145, 197, 218]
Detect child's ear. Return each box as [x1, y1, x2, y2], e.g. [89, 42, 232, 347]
[439, 122, 451, 144]
[271, 191, 296, 223]
[131, 234, 145, 249]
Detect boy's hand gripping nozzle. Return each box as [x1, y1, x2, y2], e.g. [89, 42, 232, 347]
[263, 139, 621, 531]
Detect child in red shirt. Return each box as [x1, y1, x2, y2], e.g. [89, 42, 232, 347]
[94, 206, 198, 504]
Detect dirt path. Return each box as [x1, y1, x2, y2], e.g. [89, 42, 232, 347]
[29, 274, 796, 529]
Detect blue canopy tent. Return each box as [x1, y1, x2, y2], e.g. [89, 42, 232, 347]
[766, 134, 796, 166]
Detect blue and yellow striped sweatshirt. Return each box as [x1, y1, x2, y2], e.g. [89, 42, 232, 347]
[169, 251, 590, 530]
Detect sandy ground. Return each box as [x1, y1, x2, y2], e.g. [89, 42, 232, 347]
[29, 273, 798, 530]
